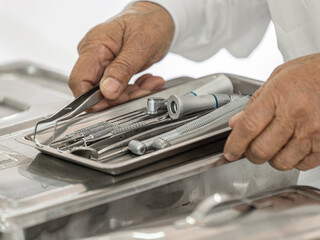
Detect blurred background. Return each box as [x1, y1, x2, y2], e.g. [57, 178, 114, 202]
[1, 0, 284, 83]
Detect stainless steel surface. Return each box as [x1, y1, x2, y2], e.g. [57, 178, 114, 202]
[0, 149, 299, 239]
[0, 96, 29, 119]
[128, 96, 249, 156]
[19, 74, 260, 175]
[0, 61, 73, 136]
[83, 186, 320, 240]
[0, 61, 70, 94]
[0, 65, 301, 239]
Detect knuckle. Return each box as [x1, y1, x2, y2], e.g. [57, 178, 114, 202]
[297, 153, 320, 171]
[247, 142, 271, 163]
[290, 93, 316, 118]
[112, 58, 134, 77]
[95, 43, 111, 57]
[296, 137, 312, 153]
[269, 157, 295, 171]
[77, 38, 85, 54]
[273, 117, 293, 135]
[68, 75, 77, 90]
[78, 39, 110, 57]
[67, 79, 74, 89]
[296, 163, 311, 171]
[77, 24, 118, 57]
[237, 112, 261, 135]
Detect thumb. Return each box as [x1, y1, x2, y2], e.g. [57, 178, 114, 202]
[99, 43, 151, 100]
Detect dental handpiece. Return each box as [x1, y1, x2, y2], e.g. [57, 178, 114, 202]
[167, 93, 231, 120]
[186, 74, 233, 96]
[146, 74, 234, 116]
[128, 96, 250, 155]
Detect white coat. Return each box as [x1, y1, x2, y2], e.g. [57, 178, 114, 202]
[146, 0, 320, 62]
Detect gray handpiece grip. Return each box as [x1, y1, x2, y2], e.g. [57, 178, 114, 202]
[186, 74, 234, 96]
[167, 94, 231, 120]
[128, 96, 249, 155]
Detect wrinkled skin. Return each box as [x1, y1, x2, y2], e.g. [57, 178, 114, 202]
[68, 2, 174, 111]
[224, 53, 320, 171]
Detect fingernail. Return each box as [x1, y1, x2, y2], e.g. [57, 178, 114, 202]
[224, 152, 238, 161]
[102, 77, 121, 94]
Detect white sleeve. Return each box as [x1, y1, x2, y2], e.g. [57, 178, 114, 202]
[144, 0, 271, 61]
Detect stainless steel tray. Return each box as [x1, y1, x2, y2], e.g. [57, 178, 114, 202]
[19, 73, 262, 175]
[0, 61, 73, 135]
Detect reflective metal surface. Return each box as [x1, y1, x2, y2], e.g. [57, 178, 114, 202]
[19, 73, 263, 175]
[83, 186, 320, 240]
[0, 62, 300, 240]
[0, 61, 73, 136]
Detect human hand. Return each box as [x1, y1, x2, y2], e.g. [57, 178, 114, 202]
[68, 2, 174, 111]
[224, 53, 320, 171]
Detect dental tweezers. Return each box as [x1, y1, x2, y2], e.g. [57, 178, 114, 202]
[33, 86, 103, 144]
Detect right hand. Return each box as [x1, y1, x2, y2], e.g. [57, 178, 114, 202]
[68, 2, 174, 111]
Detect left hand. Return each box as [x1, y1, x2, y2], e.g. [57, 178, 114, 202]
[224, 53, 320, 171]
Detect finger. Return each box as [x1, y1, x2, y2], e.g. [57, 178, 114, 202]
[89, 76, 165, 112]
[268, 65, 285, 79]
[129, 76, 165, 99]
[135, 74, 154, 86]
[269, 137, 312, 170]
[89, 84, 141, 112]
[125, 84, 140, 95]
[138, 76, 164, 91]
[296, 153, 320, 171]
[99, 39, 154, 100]
[87, 99, 111, 113]
[229, 112, 243, 129]
[223, 92, 275, 161]
[245, 116, 294, 164]
[68, 56, 100, 98]
[90, 91, 131, 112]
[228, 83, 267, 129]
[68, 32, 116, 97]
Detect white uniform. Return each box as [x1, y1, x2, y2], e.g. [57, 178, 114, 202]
[145, 0, 320, 62]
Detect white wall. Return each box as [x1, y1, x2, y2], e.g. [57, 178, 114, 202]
[0, 0, 283, 82]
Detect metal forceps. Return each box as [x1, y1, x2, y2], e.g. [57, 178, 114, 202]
[33, 86, 103, 145]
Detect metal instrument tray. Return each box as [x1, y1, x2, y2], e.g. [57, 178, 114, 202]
[19, 73, 262, 175]
[0, 61, 73, 136]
